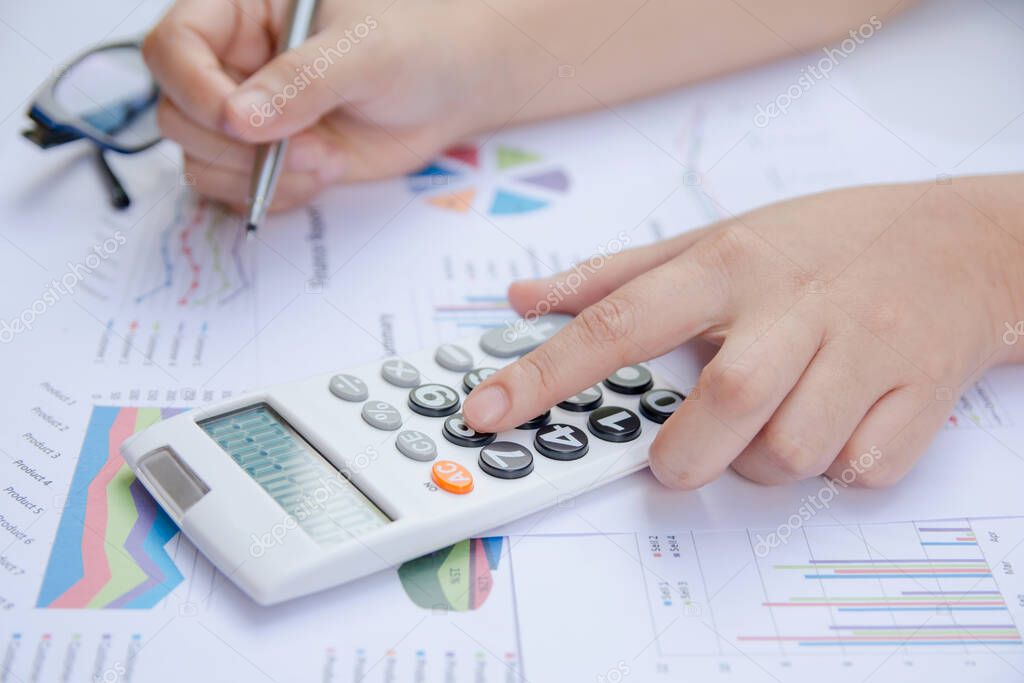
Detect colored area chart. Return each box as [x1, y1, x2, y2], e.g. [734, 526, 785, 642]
[408, 144, 570, 216]
[398, 537, 503, 611]
[37, 406, 186, 609]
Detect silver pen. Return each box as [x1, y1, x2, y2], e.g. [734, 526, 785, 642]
[245, 0, 320, 236]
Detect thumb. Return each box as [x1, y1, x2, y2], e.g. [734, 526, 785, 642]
[222, 25, 372, 142]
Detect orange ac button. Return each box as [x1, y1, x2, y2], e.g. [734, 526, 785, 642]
[431, 460, 474, 494]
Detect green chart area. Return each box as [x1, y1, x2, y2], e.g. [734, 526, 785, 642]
[398, 537, 503, 612]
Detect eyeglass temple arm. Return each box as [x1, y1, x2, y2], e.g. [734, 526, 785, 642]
[94, 148, 131, 210]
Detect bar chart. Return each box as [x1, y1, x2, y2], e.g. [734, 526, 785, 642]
[512, 516, 1024, 681]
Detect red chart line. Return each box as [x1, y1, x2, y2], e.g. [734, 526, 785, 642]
[177, 200, 207, 306]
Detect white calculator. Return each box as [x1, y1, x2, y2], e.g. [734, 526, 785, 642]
[121, 315, 686, 604]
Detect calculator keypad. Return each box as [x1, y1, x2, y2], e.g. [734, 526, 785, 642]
[325, 317, 673, 493]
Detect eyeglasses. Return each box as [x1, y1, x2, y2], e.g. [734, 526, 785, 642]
[23, 38, 161, 209]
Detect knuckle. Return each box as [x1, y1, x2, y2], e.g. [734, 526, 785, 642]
[698, 224, 753, 275]
[861, 302, 900, 337]
[758, 428, 826, 479]
[512, 349, 561, 399]
[704, 362, 768, 417]
[829, 447, 899, 488]
[576, 296, 636, 348]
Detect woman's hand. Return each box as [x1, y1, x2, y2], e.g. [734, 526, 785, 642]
[462, 176, 1024, 488]
[142, 0, 526, 212]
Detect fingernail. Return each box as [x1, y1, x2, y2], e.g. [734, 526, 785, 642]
[224, 88, 273, 136]
[463, 386, 509, 428]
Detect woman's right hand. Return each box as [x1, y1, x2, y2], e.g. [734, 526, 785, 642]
[143, 0, 524, 212]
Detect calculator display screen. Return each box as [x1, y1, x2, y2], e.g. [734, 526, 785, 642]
[198, 404, 390, 545]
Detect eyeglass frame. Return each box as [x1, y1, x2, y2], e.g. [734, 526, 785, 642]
[27, 37, 161, 155]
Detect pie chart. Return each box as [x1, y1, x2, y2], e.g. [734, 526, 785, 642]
[407, 143, 570, 216]
[398, 537, 503, 611]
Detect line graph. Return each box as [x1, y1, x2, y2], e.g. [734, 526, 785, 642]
[132, 195, 250, 310]
[86, 191, 257, 369]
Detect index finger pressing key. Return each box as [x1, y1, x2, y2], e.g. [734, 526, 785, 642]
[463, 252, 726, 433]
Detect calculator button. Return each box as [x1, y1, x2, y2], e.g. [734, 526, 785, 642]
[587, 406, 641, 442]
[462, 367, 497, 394]
[534, 423, 589, 461]
[639, 389, 686, 424]
[479, 314, 572, 358]
[396, 430, 437, 462]
[362, 401, 403, 431]
[328, 373, 368, 402]
[442, 413, 496, 447]
[381, 359, 421, 387]
[603, 365, 653, 395]
[435, 344, 474, 372]
[408, 383, 461, 417]
[558, 385, 603, 412]
[516, 410, 551, 430]
[478, 442, 534, 479]
[432, 460, 474, 494]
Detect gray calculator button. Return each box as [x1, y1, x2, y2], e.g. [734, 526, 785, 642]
[408, 383, 461, 417]
[328, 373, 368, 402]
[603, 365, 653, 395]
[588, 406, 641, 442]
[396, 430, 437, 461]
[435, 344, 474, 372]
[478, 442, 534, 479]
[462, 367, 497, 393]
[558, 385, 603, 412]
[443, 413, 496, 447]
[479, 314, 572, 358]
[381, 359, 421, 387]
[639, 389, 686, 424]
[361, 401, 403, 431]
[535, 423, 589, 461]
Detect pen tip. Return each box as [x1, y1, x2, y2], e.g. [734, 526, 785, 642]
[245, 223, 257, 239]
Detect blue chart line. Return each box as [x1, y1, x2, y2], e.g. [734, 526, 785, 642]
[135, 193, 185, 305]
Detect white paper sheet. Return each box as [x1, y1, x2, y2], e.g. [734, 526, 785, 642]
[1, 0, 1023, 680]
